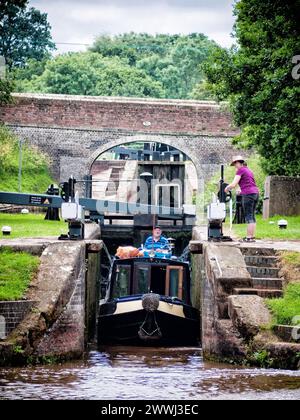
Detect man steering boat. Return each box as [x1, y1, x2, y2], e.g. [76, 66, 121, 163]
[144, 225, 170, 251]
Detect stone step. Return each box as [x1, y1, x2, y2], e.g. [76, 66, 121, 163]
[273, 325, 300, 343]
[244, 255, 278, 267]
[240, 247, 276, 257]
[233, 288, 283, 298]
[247, 265, 280, 278]
[252, 278, 283, 290]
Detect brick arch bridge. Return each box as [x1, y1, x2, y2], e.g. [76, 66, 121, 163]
[0, 93, 240, 190]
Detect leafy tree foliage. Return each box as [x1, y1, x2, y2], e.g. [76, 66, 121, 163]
[0, 78, 14, 105]
[15, 52, 165, 98]
[190, 81, 216, 101]
[0, 0, 55, 68]
[15, 33, 218, 100]
[203, 0, 300, 176]
[92, 33, 218, 99]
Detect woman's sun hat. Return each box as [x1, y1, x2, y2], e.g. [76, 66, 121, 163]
[230, 155, 245, 166]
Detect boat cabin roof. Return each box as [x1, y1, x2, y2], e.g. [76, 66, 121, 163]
[113, 257, 189, 268]
[110, 257, 191, 304]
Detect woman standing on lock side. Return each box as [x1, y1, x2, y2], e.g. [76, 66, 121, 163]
[224, 156, 259, 242]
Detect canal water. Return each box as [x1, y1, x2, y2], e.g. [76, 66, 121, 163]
[0, 347, 300, 400]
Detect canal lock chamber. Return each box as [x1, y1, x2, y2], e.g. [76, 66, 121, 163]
[96, 228, 202, 347]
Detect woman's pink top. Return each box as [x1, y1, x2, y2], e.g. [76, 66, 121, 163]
[236, 167, 259, 195]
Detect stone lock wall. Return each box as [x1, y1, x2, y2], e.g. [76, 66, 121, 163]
[0, 93, 241, 188]
[190, 237, 300, 369]
[263, 176, 300, 218]
[200, 244, 252, 358]
[34, 241, 102, 359]
[0, 240, 102, 365]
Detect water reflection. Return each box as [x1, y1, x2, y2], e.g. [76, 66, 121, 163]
[0, 347, 300, 400]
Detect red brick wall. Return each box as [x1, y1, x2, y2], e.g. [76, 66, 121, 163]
[0, 94, 238, 136]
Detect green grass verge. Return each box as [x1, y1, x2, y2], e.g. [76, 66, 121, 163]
[0, 247, 40, 301]
[280, 251, 300, 267]
[231, 215, 300, 240]
[266, 283, 300, 326]
[0, 213, 67, 239]
[0, 125, 54, 193]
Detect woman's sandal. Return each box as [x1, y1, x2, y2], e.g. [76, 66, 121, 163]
[240, 237, 256, 243]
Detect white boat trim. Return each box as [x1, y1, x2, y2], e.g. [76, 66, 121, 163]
[114, 299, 186, 319]
[114, 300, 143, 315]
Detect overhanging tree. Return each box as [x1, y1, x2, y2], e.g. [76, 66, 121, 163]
[0, 0, 55, 68]
[203, 0, 300, 176]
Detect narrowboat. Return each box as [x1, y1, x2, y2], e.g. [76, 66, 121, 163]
[98, 255, 200, 345]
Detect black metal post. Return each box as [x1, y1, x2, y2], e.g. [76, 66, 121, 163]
[84, 175, 93, 198]
[219, 165, 226, 203]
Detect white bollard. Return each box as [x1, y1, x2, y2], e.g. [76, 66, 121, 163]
[1, 226, 12, 236]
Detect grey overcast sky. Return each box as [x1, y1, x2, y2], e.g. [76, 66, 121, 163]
[29, 0, 236, 54]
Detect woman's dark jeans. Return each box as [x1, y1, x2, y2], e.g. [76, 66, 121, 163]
[242, 194, 259, 224]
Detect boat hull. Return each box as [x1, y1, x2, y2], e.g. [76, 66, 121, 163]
[98, 298, 200, 346]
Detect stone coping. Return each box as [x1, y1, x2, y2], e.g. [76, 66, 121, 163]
[12, 92, 222, 108]
[192, 225, 300, 253]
